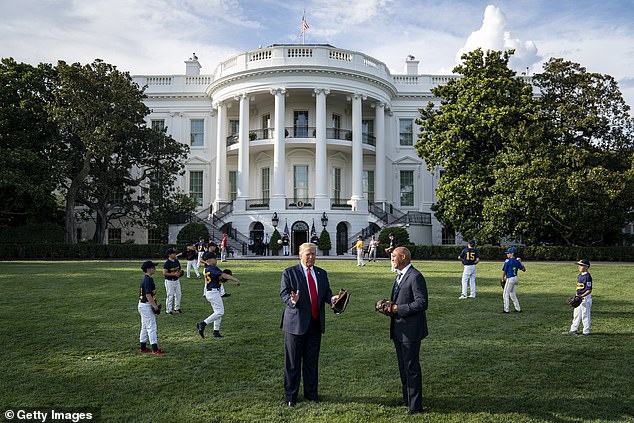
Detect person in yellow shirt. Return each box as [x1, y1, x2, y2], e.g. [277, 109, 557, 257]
[353, 236, 366, 267]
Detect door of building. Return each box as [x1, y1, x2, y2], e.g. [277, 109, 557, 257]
[291, 221, 309, 255]
[336, 222, 348, 255]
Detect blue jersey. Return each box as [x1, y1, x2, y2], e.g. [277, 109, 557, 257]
[163, 259, 181, 280]
[576, 273, 593, 296]
[502, 257, 525, 278]
[139, 275, 156, 303]
[195, 241, 206, 253]
[204, 264, 223, 290]
[459, 247, 479, 265]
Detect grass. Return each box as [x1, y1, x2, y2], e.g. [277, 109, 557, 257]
[0, 259, 632, 422]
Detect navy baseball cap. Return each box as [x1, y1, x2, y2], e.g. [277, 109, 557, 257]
[208, 242, 217, 248]
[576, 259, 591, 267]
[141, 260, 158, 272]
[505, 247, 517, 254]
[202, 251, 217, 260]
[165, 248, 177, 255]
[468, 240, 476, 246]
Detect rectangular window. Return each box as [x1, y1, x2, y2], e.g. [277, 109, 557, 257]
[294, 165, 309, 201]
[190, 119, 204, 146]
[189, 171, 203, 207]
[108, 228, 122, 244]
[229, 120, 240, 135]
[229, 171, 237, 201]
[362, 119, 374, 144]
[332, 167, 341, 203]
[148, 228, 164, 244]
[363, 170, 375, 202]
[151, 119, 165, 131]
[294, 111, 308, 137]
[400, 170, 414, 207]
[262, 113, 271, 139]
[442, 226, 456, 245]
[261, 167, 270, 201]
[332, 113, 341, 139]
[399, 119, 413, 146]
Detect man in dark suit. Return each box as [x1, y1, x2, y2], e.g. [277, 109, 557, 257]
[388, 246, 429, 414]
[280, 242, 339, 406]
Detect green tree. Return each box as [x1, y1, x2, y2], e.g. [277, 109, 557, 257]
[318, 229, 332, 252]
[177, 222, 209, 244]
[50, 59, 189, 244]
[486, 58, 634, 245]
[269, 229, 282, 251]
[416, 49, 538, 243]
[0, 58, 63, 226]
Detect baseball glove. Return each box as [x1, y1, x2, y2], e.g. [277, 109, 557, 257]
[152, 304, 162, 315]
[331, 289, 350, 315]
[500, 278, 506, 288]
[375, 299, 395, 316]
[220, 268, 232, 282]
[567, 295, 582, 308]
[177, 269, 184, 278]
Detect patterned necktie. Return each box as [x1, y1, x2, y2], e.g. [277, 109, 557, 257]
[307, 266, 319, 319]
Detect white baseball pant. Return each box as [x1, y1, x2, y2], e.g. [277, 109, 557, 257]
[461, 265, 477, 298]
[164, 279, 181, 312]
[187, 259, 200, 278]
[570, 295, 592, 335]
[503, 276, 521, 312]
[204, 288, 224, 330]
[138, 302, 157, 345]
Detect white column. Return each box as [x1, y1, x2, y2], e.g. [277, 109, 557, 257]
[214, 102, 228, 205]
[270, 88, 286, 211]
[351, 93, 365, 201]
[314, 88, 330, 210]
[374, 102, 386, 203]
[235, 93, 250, 211]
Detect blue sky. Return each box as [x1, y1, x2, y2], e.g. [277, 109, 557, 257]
[1, 0, 633, 106]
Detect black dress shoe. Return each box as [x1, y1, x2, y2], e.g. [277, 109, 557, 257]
[407, 409, 424, 415]
[287, 401, 296, 407]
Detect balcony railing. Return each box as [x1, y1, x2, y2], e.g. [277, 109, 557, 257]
[246, 199, 270, 209]
[225, 127, 374, 145]
[286, 198, 315, 209]
[331, 200, 352, 210]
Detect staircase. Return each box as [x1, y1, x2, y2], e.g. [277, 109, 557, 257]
[191, 204, 248, 256]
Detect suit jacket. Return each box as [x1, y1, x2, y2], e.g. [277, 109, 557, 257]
[390, 266, 428, 343]
[280, 264, 333, 335]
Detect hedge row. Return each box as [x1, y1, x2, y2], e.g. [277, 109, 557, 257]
[1, 243, 633, 262]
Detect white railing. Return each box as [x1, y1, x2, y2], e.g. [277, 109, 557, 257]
[185, 76, 212, 85]
[249, 50, 272, 61]
[146, 77, 172, 85]
[287, 47, 313, 58]
[329, 50, 352, 62]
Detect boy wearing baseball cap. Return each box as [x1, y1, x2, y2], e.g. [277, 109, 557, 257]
[501, 247, 526, 313]
[138, 261, 164, 355]
[564, 259, 593, 336]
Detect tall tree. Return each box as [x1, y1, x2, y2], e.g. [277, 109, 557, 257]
[415, 49, 538, 242]
[50, 59, 189, 244]
[0, 58, 63, 225]
[486, 59, 634, 245]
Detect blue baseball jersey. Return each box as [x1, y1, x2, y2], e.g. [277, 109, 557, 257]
[204, 264, 223, 290]
[139, 275, 156, 303]
[502, 257, 525, 278]
[459, 247, 479, 265]
[163, 259, 181, 280]
[195, 241, 206, 252]
[576, 273, 593, 296]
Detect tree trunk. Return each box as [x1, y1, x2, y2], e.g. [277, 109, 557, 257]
[64, 152, 92, 244]
[93, 208, 107, 244]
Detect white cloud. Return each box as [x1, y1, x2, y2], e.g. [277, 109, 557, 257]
[456, 5, 540, 73]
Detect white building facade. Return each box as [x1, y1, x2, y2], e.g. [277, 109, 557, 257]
[128, 44, 460, 254]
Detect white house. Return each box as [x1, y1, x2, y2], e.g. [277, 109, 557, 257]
[104, 44, 464, 253]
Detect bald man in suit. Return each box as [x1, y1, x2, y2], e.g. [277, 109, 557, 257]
[388, 246, 429, 414]
[280, 242, 339, 406]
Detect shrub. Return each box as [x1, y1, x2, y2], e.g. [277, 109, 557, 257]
[176, 223, 209, 244]
[318, 229, 332, 251]
[269, 229, 282, 251]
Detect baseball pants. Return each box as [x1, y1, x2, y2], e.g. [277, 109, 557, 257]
[357, 249, 365, 266]
[570, 295, 592, 335]
[369, 247, 377, 261]
[138, 302, 157, 345]
[164, 279, 181, 313]
[204, 288, 224, 330]
[221, 248, 227, 261]
[503, 276, 521, 312]
[197, 252, 204, 267]
[461, 265, 477, 297]
[187, 259, 200, 278]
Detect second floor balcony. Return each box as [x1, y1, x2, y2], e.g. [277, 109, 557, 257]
[226, 127, 376, 147]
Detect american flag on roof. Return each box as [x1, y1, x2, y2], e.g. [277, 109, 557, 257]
[301, 12, 310, 33]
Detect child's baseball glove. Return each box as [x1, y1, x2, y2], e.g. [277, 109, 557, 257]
[567, 296, 582, 308]
[331, 289, 350, 314]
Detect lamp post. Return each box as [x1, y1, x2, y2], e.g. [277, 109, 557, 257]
[272, 212, 279, 228]
[321, 212, 328, 228]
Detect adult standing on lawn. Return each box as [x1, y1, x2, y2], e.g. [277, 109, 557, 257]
[280, 242, 340, 406]
[384, 246, 428, 415]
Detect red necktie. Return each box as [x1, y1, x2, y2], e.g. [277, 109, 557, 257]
[307, 266, 319, 319]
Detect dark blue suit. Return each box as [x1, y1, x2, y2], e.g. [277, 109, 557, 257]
[280, 263, 333, 403]
[390, 265, 428, 413]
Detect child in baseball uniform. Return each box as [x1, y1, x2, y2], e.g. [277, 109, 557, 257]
[163, 248, 183, 314]
[501, 247, 526, 313]
[458, 240, 480, 299]
[195, 237, 206, 268]
[353, 236, 366, 266]
[138, 260, 164, 355]
[565, 259, 593, 336]
[179, 243, 200, 279]
[196, 251, 241, 338]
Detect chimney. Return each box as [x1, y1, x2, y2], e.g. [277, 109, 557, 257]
[405, 55, 419, 75]
[185, 53, 201, 76]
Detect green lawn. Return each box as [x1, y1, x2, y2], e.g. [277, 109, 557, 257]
[0, 259, 632, 422]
